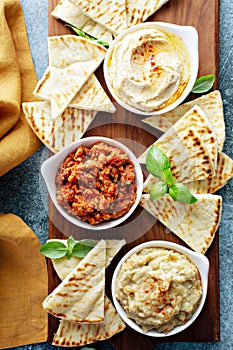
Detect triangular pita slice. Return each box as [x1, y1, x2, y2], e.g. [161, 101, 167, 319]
[185, 152, 233, 194]
[139, 106, 216, 182]
[51, 0, 113, 43]
[34, 68, 115, 113]
[140, 194, 222, 254]
[143, 152, 233, 194]
[142, 91, 225, 151]
[70, 0, 127, 36]
[48, 35, 106, 120]
[52, 295, 126, 347]
[48, 239, 126, 281]
[22, 101, 97, 153]
[126, 0, 169, 27]
[43, 240, 106, 323]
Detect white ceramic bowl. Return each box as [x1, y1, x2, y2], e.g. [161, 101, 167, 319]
[41, 136, 143, 230]
[112, 240, 209, 337]
[104, 22, 199, 116]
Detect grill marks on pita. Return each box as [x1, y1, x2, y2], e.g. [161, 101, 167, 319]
[51, 0, 113, 43]
[142, 91, 225, 151]
[140, 194, 222, 254]
[139, 105, 217, 183]
[43, 240, 106, 323]
[52, 295, 126, 347]
[22, 101, 97, 153]
[48, 35, 107, 120]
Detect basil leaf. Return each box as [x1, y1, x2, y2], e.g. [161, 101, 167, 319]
[169, 183, 198, 204]
[40, 241, 68, 259]
[191, 74, 215, 94]
[72, 241, 96, 258]
[146, 145, 170, 178]
[65, 23, 110, 48]
[79, 239, 96, 248]
[150, 182, 168, 200]
[161, 168, 174, 185]
[66, 236, 76, 259]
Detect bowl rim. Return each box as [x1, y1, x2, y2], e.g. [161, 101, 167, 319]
[104, 21, 199, 116]
[111, 240, 209, 337]
[41, 136, 144, 230]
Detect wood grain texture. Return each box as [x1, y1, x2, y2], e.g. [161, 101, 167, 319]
[47, 0, 220, 347]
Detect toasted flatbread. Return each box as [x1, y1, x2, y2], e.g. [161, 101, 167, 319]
[48, 239, 126, 281]
[140, 194, 222, 254]
[48, 35, 106, 120]
[139, 106, 217, 182]
[51, 0, 113, 43]
[142, 91, 225, 151]
[22, 101, 97, 153]
[43, 240, 106, 323]
[186, 152, 233, 194]
[70, 0, 127, 36]
[126, 0, 169, 26]
[52, 295, 126, 347]
[143, 152, 233, 194]
[33, 68, 115, 113]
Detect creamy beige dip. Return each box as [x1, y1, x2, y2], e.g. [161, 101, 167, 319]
[116, 247, 202, 333]
[107, 27, 191, 112]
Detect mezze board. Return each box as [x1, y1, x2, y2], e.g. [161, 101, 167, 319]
[47, 0, 220, 347]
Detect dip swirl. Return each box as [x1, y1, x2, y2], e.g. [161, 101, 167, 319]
[116, 247, 202, 333]
[108, 27, 191, 112]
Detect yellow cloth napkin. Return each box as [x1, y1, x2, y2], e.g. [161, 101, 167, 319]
[0, 0, 41, 177]
[0, 213, 48, 348]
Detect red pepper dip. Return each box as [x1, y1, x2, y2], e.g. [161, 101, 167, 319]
[56, 142, 137, 225]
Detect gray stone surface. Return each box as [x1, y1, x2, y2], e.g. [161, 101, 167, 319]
[0, 0, 232, 349]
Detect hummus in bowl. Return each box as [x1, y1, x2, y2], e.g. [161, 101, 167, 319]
[104, 22, 198, 115]
[112, 241, 209, 337]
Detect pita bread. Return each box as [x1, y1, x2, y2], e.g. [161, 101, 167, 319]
[48, 35, 106, 120]
[70, 0, 127, 36]
[48, 239, 126, 281]
[140, 194, 222, 254]
[22, 101, 97, 153]
[143, 152, 233, 194]
[142, 91, 225, 151]
[186, 152, 233, 194]
[33, 68, 115, 113]
[126, 0, 169, 27]
[52, 295, 126, 347]
[51, 0, 113, 43]
[43, 240, 106, 323]
[139, 106, 216, 182]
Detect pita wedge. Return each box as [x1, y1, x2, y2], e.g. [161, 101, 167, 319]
[139, 106, 217, 182]
[143, 152, 233, 194]
[140, 194, 222, 254]
[126, 0, 169, 27]
[186, 152, 233, 194]
[22, 101, 97, 153]
[33, 68, 115, 113]
[48, 239, 126, 281]
[142, 91, 225, 151]
[70, 0, 127, 36]
[43, 240, 106, 323]
[52, 295, 126, 347]
[48, 35, 106, 120]
[51, 0, 113, 43]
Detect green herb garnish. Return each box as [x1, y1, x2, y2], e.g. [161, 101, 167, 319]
[191, 74, 215, 94]
[65, 23, 110, 49]
[146, 145, 198, 204]
[40, 236, 96, 259]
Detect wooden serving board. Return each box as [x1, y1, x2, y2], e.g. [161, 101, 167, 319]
[47, 0, 220, 347]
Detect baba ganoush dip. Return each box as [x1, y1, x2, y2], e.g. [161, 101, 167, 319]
[116, 247, 202, 333]
[107, 26, 191, 112]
